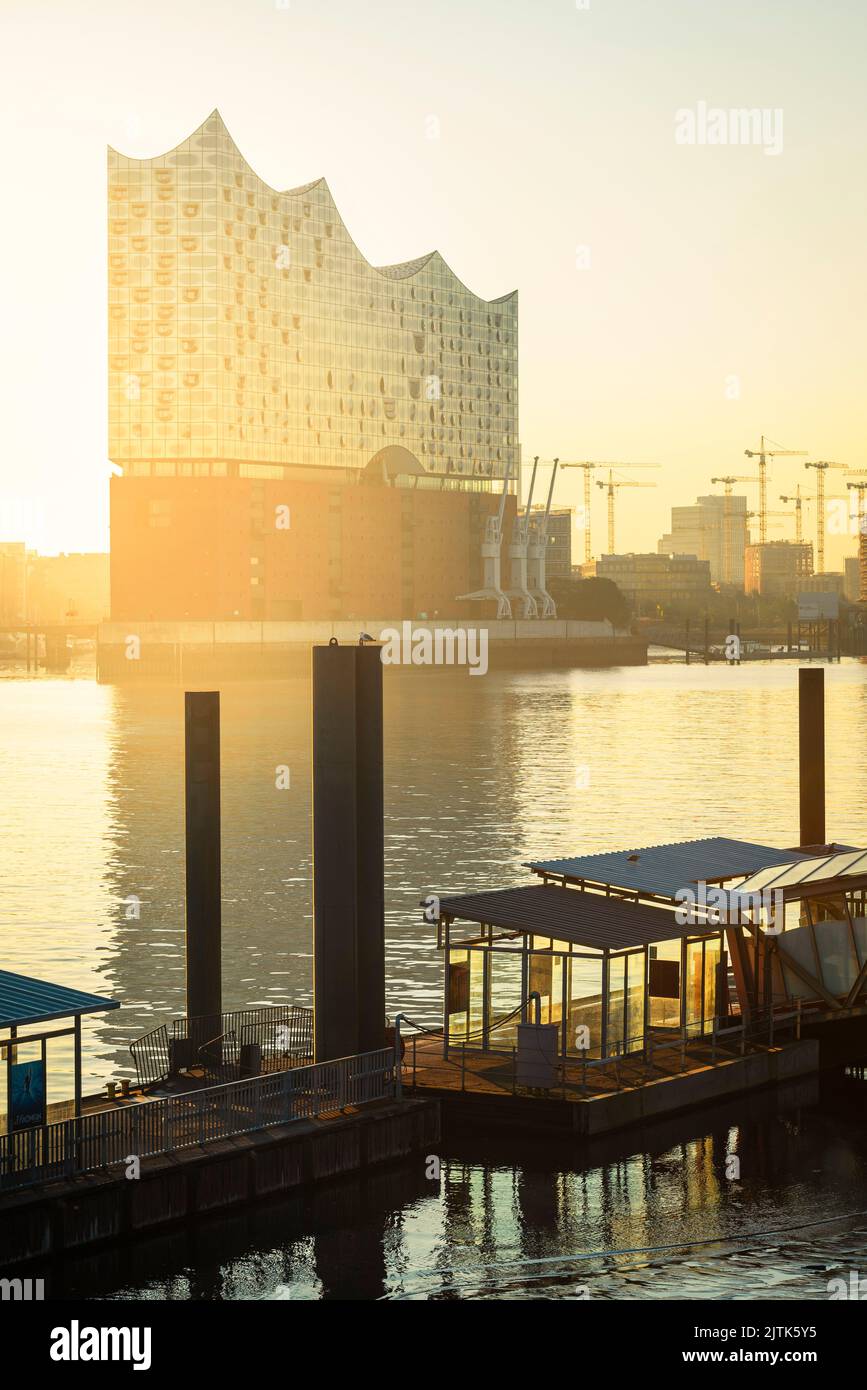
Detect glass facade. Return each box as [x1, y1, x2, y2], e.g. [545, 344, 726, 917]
[444, 930, 723, 1061]
[108, 112, 519, 480]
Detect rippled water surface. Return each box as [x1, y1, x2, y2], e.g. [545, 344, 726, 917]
[2, 656, 866, 1299]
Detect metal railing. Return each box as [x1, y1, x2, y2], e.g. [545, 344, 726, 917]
[400, 1001, 805, 1098]
[130, 1004, 314, 1089]
[0, 1047, 393, 1194]
[130, 1022, 171, 1088]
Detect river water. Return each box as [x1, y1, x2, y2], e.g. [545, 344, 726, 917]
[2, 654, 866, 1299]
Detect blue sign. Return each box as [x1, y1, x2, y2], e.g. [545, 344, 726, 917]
[10, 1059, 45, 1131]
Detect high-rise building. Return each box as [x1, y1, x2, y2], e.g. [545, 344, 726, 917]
[596, 552, 711, 614]
[530, 506, 572, 579]
[844, 555, 861, 603]
[744, 541, 813, 599]
[108, 112, 519, 620]
[659, 494, 749, 588]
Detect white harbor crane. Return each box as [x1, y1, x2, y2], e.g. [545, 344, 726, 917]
[457, 458, 514, 618]
[505, 457, 538, 618]
[527, 457, 559, 618]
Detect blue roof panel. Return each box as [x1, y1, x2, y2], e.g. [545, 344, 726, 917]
[526, 836, 809, 900]
[0, 970, 119, 1029]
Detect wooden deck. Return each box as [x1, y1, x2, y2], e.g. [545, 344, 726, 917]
[403, 1029, 770, 1103]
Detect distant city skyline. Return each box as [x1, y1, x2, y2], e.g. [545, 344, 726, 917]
[1, 0, 865, 566]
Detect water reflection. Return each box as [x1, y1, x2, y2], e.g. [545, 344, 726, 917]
[45, 1070, 867, 1301]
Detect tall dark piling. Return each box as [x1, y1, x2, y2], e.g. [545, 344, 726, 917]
[798, 668, 825, 849]
[312, 642, 385, 1062]
[184, 691, 222, 1023]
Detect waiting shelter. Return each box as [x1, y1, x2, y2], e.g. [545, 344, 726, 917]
[0, 970, 119, 1131]
[434, 836, 843, 1061]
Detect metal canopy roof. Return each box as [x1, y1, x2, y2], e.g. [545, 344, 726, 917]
[0, 970, 119, 1029]
[526, 837, 809, 900]
[438, 884, 699, 951]
[731, 846, 867, 899]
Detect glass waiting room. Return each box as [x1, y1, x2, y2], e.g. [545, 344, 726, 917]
[437, 888, 725, 1061]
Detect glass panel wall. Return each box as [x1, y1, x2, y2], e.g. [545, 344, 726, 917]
[566, 956, 603, 1058]
[685, 941, 704, 1035]
[529, 952, 565, 1031]
[624, 951, 645, 1052]
[447, 949, 469, 1044]
[704, 938, 721, 1024]
[648, 940, 681, 1029]
[607, 956, 625, 1054]
[488, 951, 523, 1050]
[446, 947, 485, 1045]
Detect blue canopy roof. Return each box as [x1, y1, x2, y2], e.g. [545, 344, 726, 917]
[0, 970, 119, 1029]
[526, 836, 809, 900]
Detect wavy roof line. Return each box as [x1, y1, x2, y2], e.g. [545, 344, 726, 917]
[109, 110, 517, 306]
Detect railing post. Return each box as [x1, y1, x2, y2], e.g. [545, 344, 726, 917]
[769, 1007, 774, 1048]
[461, 1042, 466, 1092]
[412, 1034, 417, 1089]
[796, 998, 802, 1041]
[711, 1016, 717, 1064]
[393, 1014, 405, 1101]
[582, 1048, 587, 1095]
[680, 1028, 687, 1071]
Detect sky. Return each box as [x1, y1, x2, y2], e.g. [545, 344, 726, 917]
[1, 0, 865, 564]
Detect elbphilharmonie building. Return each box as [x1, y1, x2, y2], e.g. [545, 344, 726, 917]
[108, 112, 519, 620]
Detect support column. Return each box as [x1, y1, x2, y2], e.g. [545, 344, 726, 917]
[799, 668, 825, 849]
[184, 691, 222, 1023]
[355, 645, 386, 1055]
[312, 642, 385, 1062]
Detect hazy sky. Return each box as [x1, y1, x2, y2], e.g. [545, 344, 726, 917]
[2, 0, 865, 563]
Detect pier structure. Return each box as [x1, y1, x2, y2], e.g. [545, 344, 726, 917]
[406, 828, 867, 1132]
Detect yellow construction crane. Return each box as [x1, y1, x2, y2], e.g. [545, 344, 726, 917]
[779, 487, 810, 544]
[558, 461, 659, 562]
[595, 471, 657, 554]
[746, 509, 786, 530]
[744, 437, 808, 543]
[846, 476, 867, 585]
[711, 475, 759, 586]
[804, 461, 847, 572]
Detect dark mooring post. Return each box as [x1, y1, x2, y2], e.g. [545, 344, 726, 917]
[312, 642, 385, 1062]
[185, 691, 222, 1023]
[798, 668, 825, 849]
